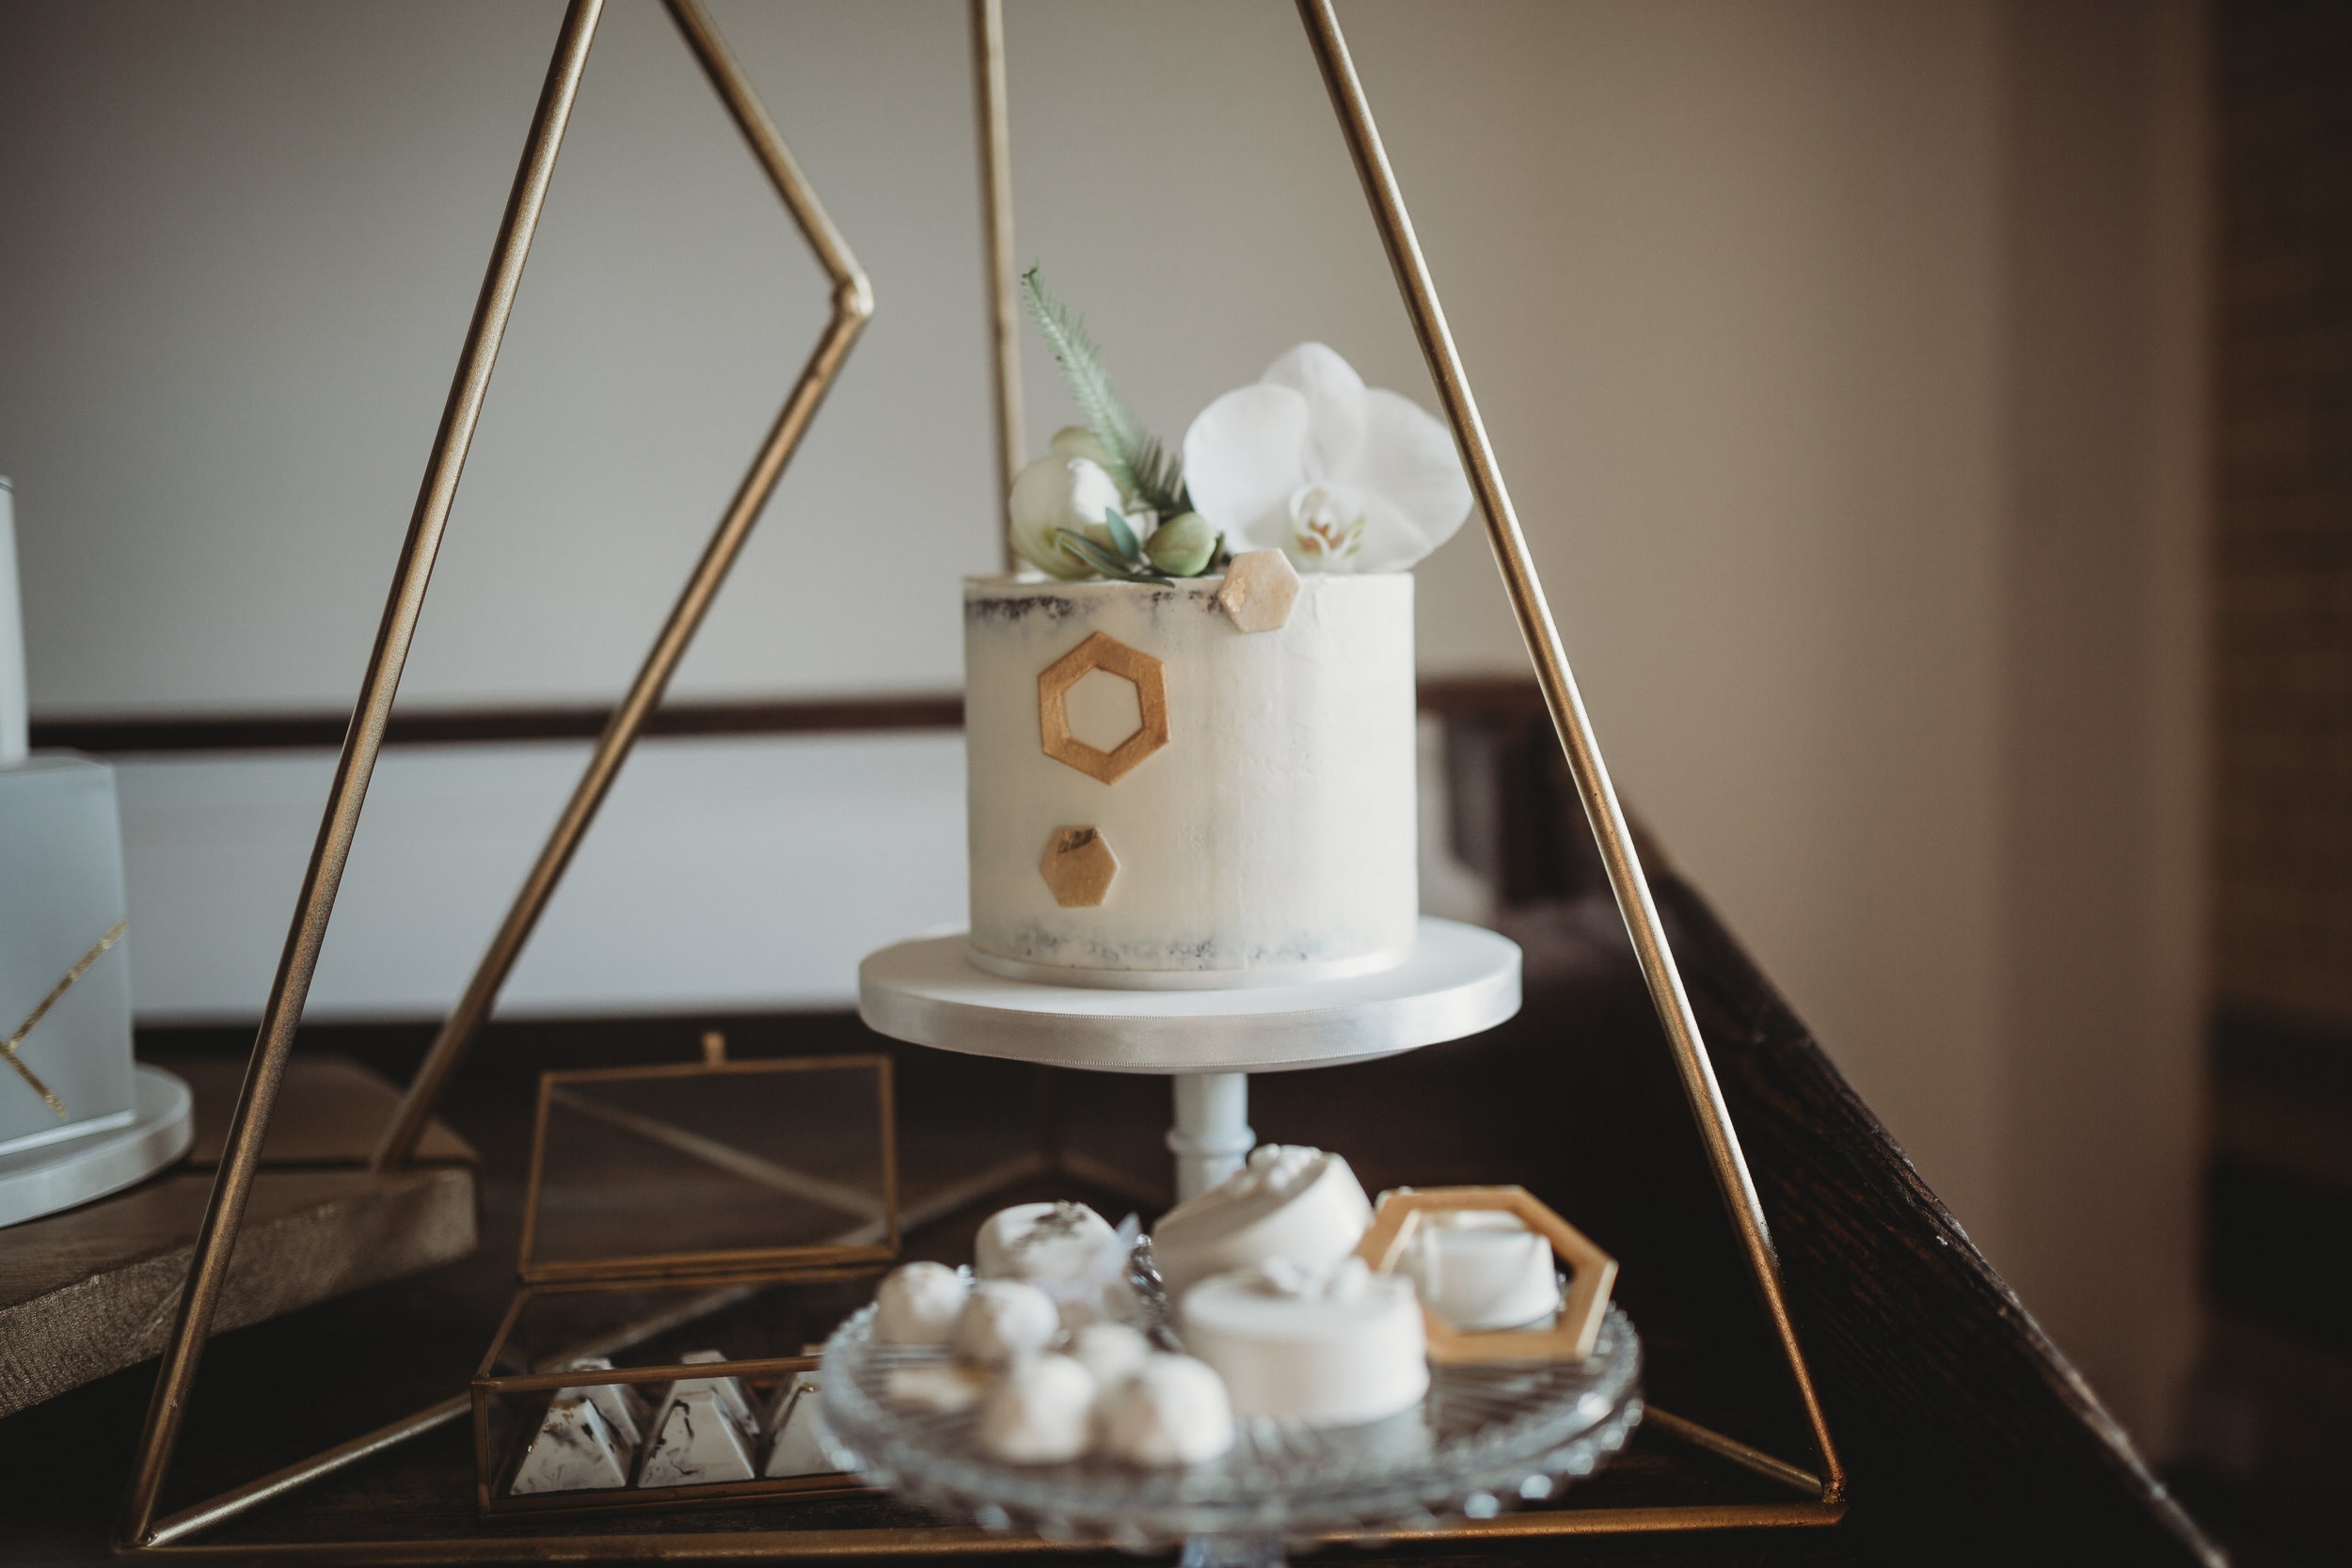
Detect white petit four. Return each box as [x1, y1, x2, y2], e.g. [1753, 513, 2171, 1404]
[884, 1363, 992, 1415]
[1066, 1321, 1151, 1405]
[761, 1373, 840, 1478]
[664, 1349, 757, 1439]
[510, 1391, 629, 1495]
[977, 1200, 1117, 1280]
[1151, 1145, 1375, 1299]
[953, 1279, 1060, 1364]
[1399, 1210, 1563, 1331]
[975, 1201, 1136, 1325]
[1181, 1256, 1426, 1427]
[1100, 1355, 1235, 1465]
[637, 1388, 756, 1487]
[553, 1356, 646, 1448]
[873, 1260, 969, 1346]
[977, 1354, 1096, 1465]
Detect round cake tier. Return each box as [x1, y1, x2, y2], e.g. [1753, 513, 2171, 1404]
[856, 917, 1520, 1076]
[963, 573, 1417, 989]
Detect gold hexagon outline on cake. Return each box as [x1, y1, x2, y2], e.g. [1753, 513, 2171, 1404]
[1037, 631, 1169, 784]
[1354, 1184, 1620, 1364]
[1039, 825, 1119, 907]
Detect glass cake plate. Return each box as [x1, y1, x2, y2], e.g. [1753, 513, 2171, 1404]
[818, 1299, 1643, 1568]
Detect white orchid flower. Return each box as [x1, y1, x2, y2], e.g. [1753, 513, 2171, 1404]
[1009, 452, 1130, 579]
[1180, 343, 1471, 573]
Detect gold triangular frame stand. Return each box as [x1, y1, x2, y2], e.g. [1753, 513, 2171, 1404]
[115, 0, 1844, 1553]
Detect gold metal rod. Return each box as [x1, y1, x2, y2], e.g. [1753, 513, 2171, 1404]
[143, 1396, 471, 1549]
[543, 1084, 888, 1220]
[482, 1355, 824, 1396]
[1374, 1500, 1848, 1538]
[665, 0, 868, 302]
[155, 1282, 769, 1546]
[115, 2, 607, 1544]
[371, 0, 872, 1172]
[125, 1502, 1845, 1560]
[970, 0, 1024, 567]
[1293, 0, 1844, 1502]
[1642, 1404, 1823, 1496]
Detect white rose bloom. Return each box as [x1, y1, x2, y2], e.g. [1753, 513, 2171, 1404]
[1180, 342, 1470, 573]
[1009, 453, 1130, 579]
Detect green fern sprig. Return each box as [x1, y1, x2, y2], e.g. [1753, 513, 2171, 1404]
[1021, 266, 1190, 519]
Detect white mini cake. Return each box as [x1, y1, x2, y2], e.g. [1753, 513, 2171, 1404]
[963, 573, 1417, 988]
[1180, 1257, 1426, 1428]
[1400, 1210, 1563, 1332]
[953, 1279, 1060, 1364]
[873, 1260, 968, 1346]
[510, 1392, 629, 1495]
[662, 1350, 756, 1440]
[977, 1354, 1096, 1465]
[555, 1357, 646, 1448]
[975, 1201, 1135, 1324]
[1151, 1144, 1374, 1300]
[637, 1389, 756, 1487]
[1100, 1355, 1235, 1465]
[761, 1373, 840, 1479]
[1066, 1321, 1151, 1404]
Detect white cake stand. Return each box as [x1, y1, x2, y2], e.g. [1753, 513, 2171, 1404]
[857, 916, 1521, 1200]
[0, 1064, 194, 1227]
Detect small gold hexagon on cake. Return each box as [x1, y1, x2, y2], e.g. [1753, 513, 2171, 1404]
[1216, 549, 1301, 634]
[1039, 826, 1118, 907]
[1038, 632, 1169, 784]
[1355, 1185, 1619, 1364]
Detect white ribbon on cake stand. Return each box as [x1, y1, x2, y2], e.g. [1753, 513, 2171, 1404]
[857, 916, 1521, 1200]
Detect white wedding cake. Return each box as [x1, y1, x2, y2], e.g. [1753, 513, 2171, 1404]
[962, 568, 1417, 988]
[964, 293, 1472, 994]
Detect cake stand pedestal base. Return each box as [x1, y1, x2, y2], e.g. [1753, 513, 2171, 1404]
[858, 916, 1521, 1204]
[1167, 1071, 1253, 1200]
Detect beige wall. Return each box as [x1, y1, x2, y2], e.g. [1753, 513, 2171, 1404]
[0, 0, 2203, 1451]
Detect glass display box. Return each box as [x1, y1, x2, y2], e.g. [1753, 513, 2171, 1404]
[470, 1047, 897, 1519]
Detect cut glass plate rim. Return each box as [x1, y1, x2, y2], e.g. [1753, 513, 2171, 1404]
[816, 1297, 1643, 1546]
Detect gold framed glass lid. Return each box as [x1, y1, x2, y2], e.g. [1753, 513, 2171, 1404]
[517, 1043, 898, 1284]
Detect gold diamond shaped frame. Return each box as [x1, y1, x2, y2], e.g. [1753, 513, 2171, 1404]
[1356, 1185, 1619, 1364]
[115, 0, 1846, 1554]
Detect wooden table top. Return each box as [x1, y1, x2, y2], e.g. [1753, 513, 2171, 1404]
[0, 873, 2221, 1564]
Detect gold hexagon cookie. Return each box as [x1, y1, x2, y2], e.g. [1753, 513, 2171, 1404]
[1040, 826, 1118, 907]
[1039, 632, 1168, 784]
[1355, 1185, 1619, 1364]
[1215, 549, 1301, 633]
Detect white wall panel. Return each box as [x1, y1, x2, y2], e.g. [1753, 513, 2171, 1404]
[114, 734, 967, 1020]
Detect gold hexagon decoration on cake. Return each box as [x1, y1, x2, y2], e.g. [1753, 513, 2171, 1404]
[1039, 826, 1119, 907]
[1038, 632, 1168, 784]
[1215, 549, 1301, 634]
[1355, 1185, 1619, 1364]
